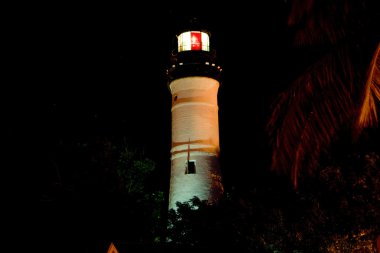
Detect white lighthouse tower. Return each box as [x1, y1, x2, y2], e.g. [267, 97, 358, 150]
[167, 22, 224, 210]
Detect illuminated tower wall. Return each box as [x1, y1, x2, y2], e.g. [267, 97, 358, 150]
[167, 28, 224, 210]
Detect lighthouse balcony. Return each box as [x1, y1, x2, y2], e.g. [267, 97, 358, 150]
[167, 61, 222, 81]
[167, 50, 222, 81]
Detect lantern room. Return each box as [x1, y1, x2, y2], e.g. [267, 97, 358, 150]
[177, 31, 210, 52]
[167, 28, 221, 82]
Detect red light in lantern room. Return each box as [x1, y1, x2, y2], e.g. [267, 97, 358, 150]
[191, 32, 201, 50]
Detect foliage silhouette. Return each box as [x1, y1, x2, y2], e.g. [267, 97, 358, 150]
[165, 148, 380, 252]
[266, 0, 380, 188]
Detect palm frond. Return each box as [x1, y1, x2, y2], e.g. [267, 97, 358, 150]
[357, 43, 380, 129]
[287, 0, 366, 47]
[267, 47, 355, 188]
[268, 0, 377, 188]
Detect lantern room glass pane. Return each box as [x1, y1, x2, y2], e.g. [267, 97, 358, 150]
[201, 32, 209, 51]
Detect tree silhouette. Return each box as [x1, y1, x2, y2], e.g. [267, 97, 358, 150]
[267, 0, 380, 188]
[165, 150, 380, 252]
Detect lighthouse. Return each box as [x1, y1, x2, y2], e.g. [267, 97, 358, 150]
[166, 21, 224, 210]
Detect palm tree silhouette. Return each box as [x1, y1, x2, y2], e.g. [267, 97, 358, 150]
[267, 0, 380, 188]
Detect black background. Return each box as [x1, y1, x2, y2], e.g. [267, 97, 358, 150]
[5, 1, 379, 252]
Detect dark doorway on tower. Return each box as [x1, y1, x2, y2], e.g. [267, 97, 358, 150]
[186, 160, 196, 174]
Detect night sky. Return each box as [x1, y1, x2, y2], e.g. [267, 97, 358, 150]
[5, 1, 379, 252]
[9, 2, 290, 193]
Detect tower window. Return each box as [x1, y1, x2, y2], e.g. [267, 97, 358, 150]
[185, 160, 196, 174]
